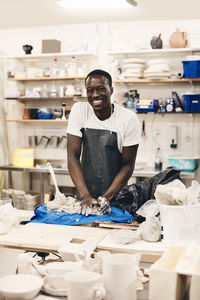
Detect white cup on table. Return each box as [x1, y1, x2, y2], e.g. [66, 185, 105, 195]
[65, 270, 106, 300]
[103, 253, 138, 300]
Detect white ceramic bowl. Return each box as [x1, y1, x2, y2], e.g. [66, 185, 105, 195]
[0, 274, 43, 300]
[46, 261, 82, 276]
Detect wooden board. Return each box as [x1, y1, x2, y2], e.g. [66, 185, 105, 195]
[97, 233, 166, 263]
[95, 219, 139, 229]
[0, 223, 111, 253]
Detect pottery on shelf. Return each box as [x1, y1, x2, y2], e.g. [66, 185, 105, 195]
[169, 29, 187, 48]
[150, 33, 163, 49]
[23, 44, 33, 55]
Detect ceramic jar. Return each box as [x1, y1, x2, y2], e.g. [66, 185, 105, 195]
[150, 33, 163, 49]
[169, 28, 187, 48]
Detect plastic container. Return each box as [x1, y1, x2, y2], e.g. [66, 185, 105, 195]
[126, 98, 134, 110]
[182, 60, 200, 78]
[13, 148, 34, 167]
[136, 99, 159, 113]
[12, 192, 41, 210]
[29, 108, 38, 119]
[183, 94, 200, 112]
[168, 156, 198, 172]
[38, 113, 53, 119]
[159, 203, 200, 245]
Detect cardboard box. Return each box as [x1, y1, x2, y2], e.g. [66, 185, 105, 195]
[42, 39, 61, 53]
[149, 247, 189, 300]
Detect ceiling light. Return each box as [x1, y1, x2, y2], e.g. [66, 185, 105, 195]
[57, 0, 137, 9]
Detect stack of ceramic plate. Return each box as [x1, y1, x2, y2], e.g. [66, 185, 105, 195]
[183, 55, 200, 61]
[122, 58, 145, 78]
[144, 59, 171, 79]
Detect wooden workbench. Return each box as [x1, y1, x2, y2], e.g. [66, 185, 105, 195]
[0, 222, 164, 262]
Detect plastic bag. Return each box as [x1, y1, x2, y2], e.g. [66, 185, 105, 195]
[109, 229, 138, 245]
[155, 179, 186, 205]
[0, 203, 19, 234]
[155, 179, 200, 206]
[137, 217, 161, 242]
[186, 180, 200, 205]
[136, 200, 161, 242]
[136, 199, 160, 218]
[110, 167, 181, 222]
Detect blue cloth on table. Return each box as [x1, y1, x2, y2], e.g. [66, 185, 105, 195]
[29, 204, 133, 225]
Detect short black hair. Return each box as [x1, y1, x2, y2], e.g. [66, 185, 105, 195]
[85, 69, 112, 87]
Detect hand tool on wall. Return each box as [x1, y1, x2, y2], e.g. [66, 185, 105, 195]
[142, 120, 146, 136]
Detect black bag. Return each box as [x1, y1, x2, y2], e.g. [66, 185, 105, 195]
[110, 167, 181, 222]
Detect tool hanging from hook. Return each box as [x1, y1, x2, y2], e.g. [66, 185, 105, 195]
[142, 120, 146, 136]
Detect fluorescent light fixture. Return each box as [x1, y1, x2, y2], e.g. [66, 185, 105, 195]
[57, 0, 137, 9]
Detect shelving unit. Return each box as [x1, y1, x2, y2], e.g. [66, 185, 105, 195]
[109, 48, 200, 117]
[3, 51, 95, 173]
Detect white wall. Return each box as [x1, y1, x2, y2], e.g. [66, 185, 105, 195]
[0, 19, 200, 190]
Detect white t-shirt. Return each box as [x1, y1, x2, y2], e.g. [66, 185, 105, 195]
[67, 102, 140, 153]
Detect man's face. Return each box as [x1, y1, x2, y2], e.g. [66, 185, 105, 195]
[85, 75, 113, 113]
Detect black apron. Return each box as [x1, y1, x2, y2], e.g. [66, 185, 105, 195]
[81, 127, 122, 199]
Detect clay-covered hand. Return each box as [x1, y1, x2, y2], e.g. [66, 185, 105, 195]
[97, 196, 111, 214]
[80, 195, 97, 216]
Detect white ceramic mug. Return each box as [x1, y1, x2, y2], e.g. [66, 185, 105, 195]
[46, 261, 83, 289]
[65, 271, 106, 300]
[103, 253, 138, 300]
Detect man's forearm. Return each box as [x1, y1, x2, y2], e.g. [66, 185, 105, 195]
[102, 165, 133, 201]
[68, 158, 91, 199]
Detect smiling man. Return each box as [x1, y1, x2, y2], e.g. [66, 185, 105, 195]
[67, 69, 140, 215]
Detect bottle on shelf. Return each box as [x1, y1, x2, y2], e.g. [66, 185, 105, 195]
[66, 56, 77, 76]
[61, 103, 67, 120]
[129, 89, 139, 112]
[126, 93, 134, 110]
[59, 86, 64, 98]
[154, 147, 162, 171]
[26, 61, 37, 78]
[49, 83, 57, 97]
[51, 58, 59, 77]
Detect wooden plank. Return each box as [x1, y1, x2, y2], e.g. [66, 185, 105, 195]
[113, 78, 200, 83]
[5, 76, 85, 81]
[0, 223, 111, 253]
[6, 120, 68, 124]
[95, 219, 139, 230]
[97, 232, 165, 263]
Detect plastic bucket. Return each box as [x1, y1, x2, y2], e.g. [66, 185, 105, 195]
[159, 204, 200, 245]
[13, 148, 34, 167]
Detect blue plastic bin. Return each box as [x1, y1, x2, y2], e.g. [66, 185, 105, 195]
[135, 99, 159, 113]
[182, 60, 200, 78]
[168, 157, 198, 172]
[184, 94, 200, 112]
[38, 113, 53, 119]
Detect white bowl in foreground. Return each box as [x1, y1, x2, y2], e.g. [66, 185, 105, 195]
[0, 274, 43, 300]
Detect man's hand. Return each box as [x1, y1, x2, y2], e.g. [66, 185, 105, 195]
[80, 195, 97, 216]
[98, 196, 111, 214]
